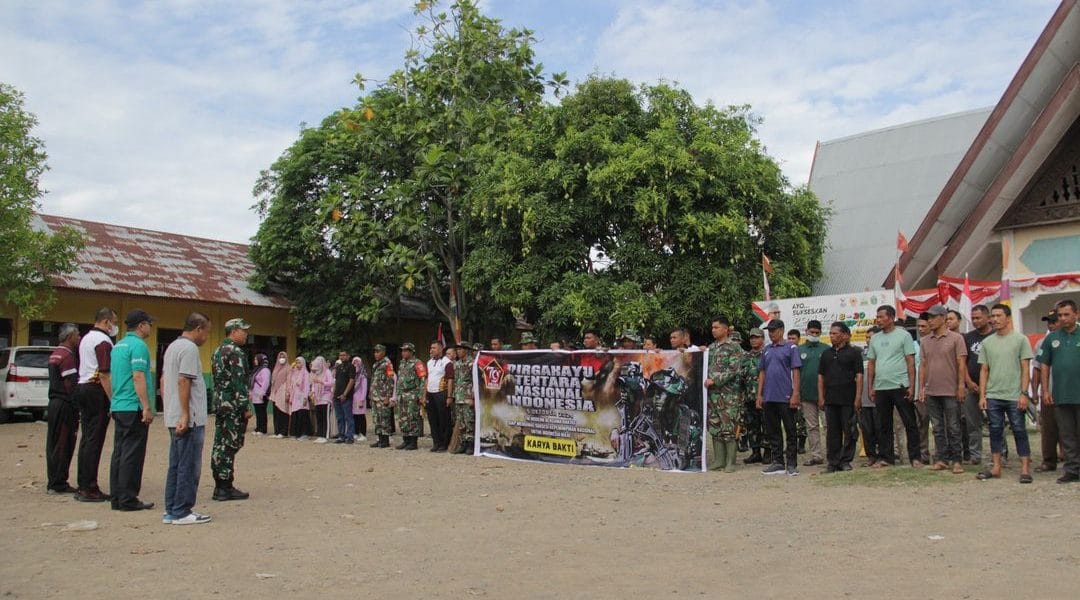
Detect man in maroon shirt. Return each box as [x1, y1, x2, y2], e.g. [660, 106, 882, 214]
[46, 323, 81, 494]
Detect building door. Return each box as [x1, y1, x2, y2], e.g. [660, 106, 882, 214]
[155, 328, 183, 413]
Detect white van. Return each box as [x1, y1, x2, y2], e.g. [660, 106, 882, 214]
[0, 346, 54, 422]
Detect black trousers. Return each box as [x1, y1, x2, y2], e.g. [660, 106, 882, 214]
[291, 408, 310, 437]
[315, 405, 328, 437]
[353, 414, 367, 436]
[825, 404, 858, 468]
[426, 391, 451, 449]
[1057, 404, 1080, 477]
[875, 387, 920, 464]
[763, 402, 798, 468]
[858, 406, 879, 462]
[273, 405, 289, 435]
[46, 397, 79, 490]
[75, 384, 110, 491]
[109, 411, 148, 507]
[253, 402, 268, 433]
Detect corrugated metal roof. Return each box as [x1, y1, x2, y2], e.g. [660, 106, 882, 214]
[34, 214, 291, 309]
[808, 107, 993, 295]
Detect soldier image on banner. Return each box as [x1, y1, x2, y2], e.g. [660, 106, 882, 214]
[368, 344, 396, 448]
[394, 342, 426, 450]
[210, 318, 253, 501]
[476, 348, 705, 472]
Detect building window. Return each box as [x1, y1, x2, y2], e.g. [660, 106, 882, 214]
[28, 321, 94, 347]
[0, 319, 11, 349]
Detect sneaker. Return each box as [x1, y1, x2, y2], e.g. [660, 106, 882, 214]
[162, 513, 174, 524]
[251, 431, 263, 436]
[356, 434, 367, 441]
[787, 467, 799, 477]
[297, 435, 309, 441]
[172, 513, 212, 525]
[274, 434, 285, 439]
[314, 437, 328, 444]
[761, 463, 786, 475]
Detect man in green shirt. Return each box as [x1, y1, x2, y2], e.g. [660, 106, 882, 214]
[976, 304, 1033, 483]
[799, 320, 827, 466]
[866, 305, 919, 467]
[1039, 299, 1080, 484]
[108, 309, 155, 511]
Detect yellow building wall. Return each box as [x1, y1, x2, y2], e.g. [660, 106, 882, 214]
[0, 288, 296, 375]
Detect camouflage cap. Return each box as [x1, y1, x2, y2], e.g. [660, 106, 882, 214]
[472, 342, 485, 352]
[749, 327, 765, 338]
[373, 343, 387, 352]
[730, 331, 743, 342]
[401, 342, 416, 352]
[617, 329, 642, 343]
[519, 332, 538, 344]
[224, 317, 251, 333]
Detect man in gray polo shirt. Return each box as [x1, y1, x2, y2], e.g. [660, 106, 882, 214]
[161, 313, 213, 525]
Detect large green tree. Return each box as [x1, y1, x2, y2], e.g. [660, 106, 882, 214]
[0, 82, 83, 319]
[251, 1, 566, 350]
[463, 77, 828, 338]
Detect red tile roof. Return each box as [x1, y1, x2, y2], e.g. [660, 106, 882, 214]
[35, 214, 291, 309]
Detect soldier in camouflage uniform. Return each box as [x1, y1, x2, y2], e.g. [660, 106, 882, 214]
[706, 316, 746, 472]
[394, 342, 426, 450]
[740, 327, 770, 465]
[368, 344, 396, 448]
[451, 342, 476, 454]
[210, 318, 253, 501]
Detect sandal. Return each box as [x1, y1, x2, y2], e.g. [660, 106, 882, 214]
[1019, 473, 1033, 484]
[976, 470, 998, 480]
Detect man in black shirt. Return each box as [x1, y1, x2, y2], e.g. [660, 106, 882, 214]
[818, 321, 864, 472]
[332, 351, 356, 444]
[962, 305, 993, 464]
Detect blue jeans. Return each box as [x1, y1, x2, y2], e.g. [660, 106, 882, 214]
[164, 426, 205, 519]
[334, 401, 355, 440]
[987, 399, 1030, 457]
[926, 395, 962, 463]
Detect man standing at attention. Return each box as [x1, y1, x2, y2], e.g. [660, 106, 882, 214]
[1038, 300, 1080, 484]
[919, 305, 967, 474]
[395, 343, 426, 450]
[210, 318, 253, 501]
[369, 345, 396, 448]
[332, 350, 356, 444]
[757, 319, 802, 476]
[162, 313, 213, 524]
[424, 341, 453, 452]
[741, 328, 768, 465]
[451, 342, 477, 454]
[798, 320, 827, 467]
[109, 309, 155, 511]
[45, 323, 81, 495]
[817, 322, 863, 472]
[962, 305, 994, 465]
[705, 315, 745, 472]
[976, 304, 1034, 483]
[75, 307, 118, 503]
[1031, 310, 1062, 472]
[867, 305, 920, 468]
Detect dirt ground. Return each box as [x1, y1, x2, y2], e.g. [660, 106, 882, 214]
[1, 417, 1077, 599]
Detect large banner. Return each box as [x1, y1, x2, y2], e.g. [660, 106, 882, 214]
[752, 289, 895, 346]
[475, 349, 706, 472]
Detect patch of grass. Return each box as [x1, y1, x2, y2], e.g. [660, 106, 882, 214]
[814, 465, 972, 488]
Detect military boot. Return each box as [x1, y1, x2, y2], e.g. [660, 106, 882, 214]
[451, 441, 467, 454]
[379, 435, 391, 448]
[395, 437, 410, 450]
[212, 480, 250, 501]
[744, 449, 763, 464]
[370, 436, 383, 448]
[724, 441, 739, 473]
[404, 436, 418, 450]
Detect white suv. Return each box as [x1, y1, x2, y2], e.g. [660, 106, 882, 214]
[0, 346, 54, 422]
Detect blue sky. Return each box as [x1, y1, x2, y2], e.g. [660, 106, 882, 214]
[0, 0, 1060, 243]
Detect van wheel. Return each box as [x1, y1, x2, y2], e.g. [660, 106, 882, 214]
[31, 409, 46, 422]
[0, 409, 11, 424]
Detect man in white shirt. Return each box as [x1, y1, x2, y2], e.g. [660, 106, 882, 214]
[425, 341, 454, 452]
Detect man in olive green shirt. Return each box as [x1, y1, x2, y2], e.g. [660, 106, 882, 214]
[799, 320, 827, 466]
[1039, 299, 1080, 484]
[976, 304, 1032, 483]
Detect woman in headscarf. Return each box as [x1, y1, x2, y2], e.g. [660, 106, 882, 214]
[269, 351, 290, 438]
[351, 356, 369, 441]
[249, 353, 271, 435]
[310, 356, 334, 443]
[288, 356, 311, 440]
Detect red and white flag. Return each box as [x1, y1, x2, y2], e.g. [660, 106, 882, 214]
[897, 231, 909, 253]
[762, 254, 773, 301]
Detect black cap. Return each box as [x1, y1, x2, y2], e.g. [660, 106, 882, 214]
[1042, 310, 1058, 323]
[764, 319, 785, 331]
[124, 309, 154, 328]
[806, 319, 822, 330]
